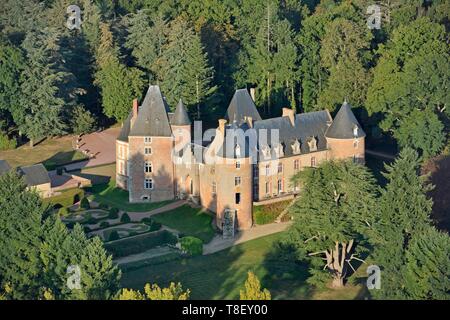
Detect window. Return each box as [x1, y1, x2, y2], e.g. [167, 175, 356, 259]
[353, 139, 359, 148]
[212, 182, 216, 194]
[144, 178, 153, 190]
[145, 162, 152, 173]
[253, 166, 259, 176]
[236, 161, 241, 169]
[144, 147, 152, 155]
[311, 157, 316, 167]
[265, 164, 270, 176]
[291, 140, 301, 155]
[235, 144, 241, 157]
[353, 125, 359, 137]
[235, 176, 241, 186]
[278, 179, 283, 194]
[277, 163, 283, 174]
[294, 159, 299, 171]
[235, 193, 241, 205]
[144, 137, 152, 144]
[265, 182, 270, 195]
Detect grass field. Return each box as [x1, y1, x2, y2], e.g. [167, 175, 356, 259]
[71, 163, 116, 185]
[120, 233, 368, 300]
[86, 179, 171, 212]
[152, 205, 216, 243]
[0, 136, 87, 169]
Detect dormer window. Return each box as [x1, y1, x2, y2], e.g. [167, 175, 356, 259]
[308, 137, 317, 152]
[144, 137, 152, 144]
[235, 144, 241, 157]
[353, 125, 359, 138]
[291, 140, 301, 155]
[261, 145, 271, 159]
[274, 144, 284, 158]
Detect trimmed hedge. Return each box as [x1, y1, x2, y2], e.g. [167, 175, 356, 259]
[120, 212, 131, 223]
[141, 217, 162, 232]
[99, 221, 110, 228]
[180, 236, 203, 256]
[108, 207, 119, 219]
[109, 230, 120, 241]
[104, 230, 177, 258]
[44, 188, 85, 208]
[80, 197, 90, 210]
[252, 200, 291, 225]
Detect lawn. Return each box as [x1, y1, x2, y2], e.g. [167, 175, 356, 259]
[120, 233, 368, 300]
[253, 200, 292, 225]
[70, 163, 116, 185]
[152, 205, 216, 243]
[85, 179, 172, 212]
[0, 136, 87, 170]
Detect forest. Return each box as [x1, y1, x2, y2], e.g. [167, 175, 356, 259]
[0, 0, 448, 157]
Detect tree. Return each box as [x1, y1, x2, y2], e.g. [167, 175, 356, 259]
[71, 105, 96, 138]
[95, 22, 145, 122]
[0, 172, 45, 299]
[286, 160, 377, 288]
[370, 148, 434, 299]
[403, 226, 450, 300]
[117, 282, 190, 300]
[239, 272, 271, 300]
[158, 18, 215, 118]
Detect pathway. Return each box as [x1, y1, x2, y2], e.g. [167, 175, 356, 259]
[114, 246, 177, 266]
[366, 149, 396, 160]
[127, 200, 187, 221]
[203, 221, 293, 255]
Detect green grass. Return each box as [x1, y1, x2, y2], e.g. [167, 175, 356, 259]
[85, 180, 172, 212]
[253, 200, 292, 225]
[120, 233, 367, 300]
[43, 188, 85, 208]
[152, 205, 215, 243]
[0, 136, 87, 169]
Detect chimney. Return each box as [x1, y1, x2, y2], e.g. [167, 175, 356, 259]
[250, 88, 256, 102]
[218, 119, 227, 136]
[132, 99, 138, 118]
[246, 116, 253, 128]
[282, 108, 295, 126]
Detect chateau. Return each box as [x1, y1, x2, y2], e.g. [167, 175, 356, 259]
[116, 86, 365, 231]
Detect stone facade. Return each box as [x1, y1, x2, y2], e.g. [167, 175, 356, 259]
[116, 86, 366, 231]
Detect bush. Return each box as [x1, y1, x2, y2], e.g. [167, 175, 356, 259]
[86, 217, 97, 225]
[252, 200, 291, 225]
[109, 230, 120, 241]
[58, 207, 69, 217]
[84, 226, 91, 233]
[99, 221, 110, 228]
[180, 236, 203, 256]
[80, 197, 90, 210]
[141, 217, 153, 225]
[66, 222, 75, 229]
[120, 212, 131, 223]
[0, 132, 16, 151]
[104, 230, 177, 257]
[99, 202, 109, 210]
[43, 188, 85, 208]
[150, 222, 162, 232]
[108, 207, 119, 219]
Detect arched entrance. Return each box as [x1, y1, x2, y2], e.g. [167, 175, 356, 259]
[185, 175, 193, 195]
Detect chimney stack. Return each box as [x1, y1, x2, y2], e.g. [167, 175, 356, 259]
[282, 108, 295, 126]
[250, 88, 256, 102]
[218, 119, 227, 135]
[132, 99, 139, 118]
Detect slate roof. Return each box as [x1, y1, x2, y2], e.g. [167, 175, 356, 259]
[217, 122, 255, 159]
[171, 100, 191, 126]
[253, 110, 332, 158]
[225, 89, 262, 125]
[117, 112, 132, 142]
[129, 85, 173, 137]
[0, 160, 11, 175]
[325, 101, 366, 139]
[18, 164, 50, 187]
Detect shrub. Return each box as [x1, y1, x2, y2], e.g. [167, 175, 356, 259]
[0, 132, 16, 151]
[66, 222, 75, 229]
[141, 217, 153, 225]
[252, 201, 291, 225]
[84, 226, 91, 233]
[104, 230, 177, 257]
[99, 203, 109, 210]
[120, 212, 131, 223]
[150, 222, 162, 232]
[99, 221, 110, 228]
[108, 207, 119, 219]
[180, 236, 203, 256]
[58, 207, 69, 217]
[109, 230, 120, 241]
[80, 197, 90, 210]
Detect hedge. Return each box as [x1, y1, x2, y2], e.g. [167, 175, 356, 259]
[43, 188, 85, 208]
[252, 200, 292, 225]
[180, 236, 203, 256]
[80, 197, 90, 210]
[109, 230, 120, 241]
[104, 230, 177, 258]
[108, 207, 119, 219]
[120, 212, 131, 223]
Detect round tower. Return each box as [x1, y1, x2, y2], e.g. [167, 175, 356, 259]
[325, 101, 366, 163]
[171, 99, 191, 151]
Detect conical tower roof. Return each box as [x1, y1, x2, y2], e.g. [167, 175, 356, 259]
[172, 99, 191, 126]
[325, 101, 365, 139]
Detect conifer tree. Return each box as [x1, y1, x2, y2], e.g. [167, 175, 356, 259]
[239, 272, 271, 300]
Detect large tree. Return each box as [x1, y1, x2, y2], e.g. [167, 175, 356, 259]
[286, 160, 377, 288]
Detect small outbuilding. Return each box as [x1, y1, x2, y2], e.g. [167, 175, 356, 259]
[18, 164, 52, 198]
